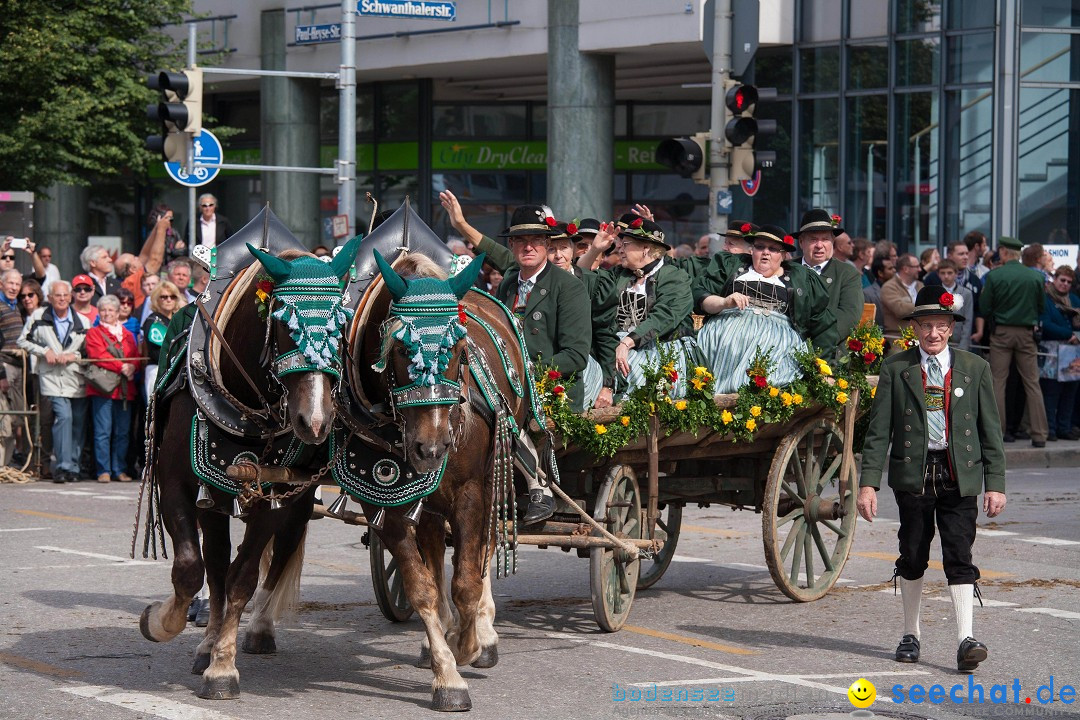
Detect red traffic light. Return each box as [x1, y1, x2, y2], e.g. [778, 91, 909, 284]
[726, 85, 758, 113]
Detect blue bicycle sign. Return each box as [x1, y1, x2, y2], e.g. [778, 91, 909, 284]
[164, 129, 222, 187]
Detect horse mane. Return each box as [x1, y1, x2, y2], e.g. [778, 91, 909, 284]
[395, 252, 448, 281]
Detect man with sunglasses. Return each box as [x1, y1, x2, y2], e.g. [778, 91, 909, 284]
[70, 274, 98, 325]
[859, 285, 1006, 673]
[185, 193, 232, 250]
[0, 268, 28, 466]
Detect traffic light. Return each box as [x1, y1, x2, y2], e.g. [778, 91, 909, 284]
[655, 132, 708, 184]
[723, 81, 777, 182]
[146, 68, 203, 163]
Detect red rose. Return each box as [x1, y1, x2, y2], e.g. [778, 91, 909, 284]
[740, 222, 751, 233]
[863, 352, 876, 364]
[630, 217, 643, 229]
[547, 370, 561, 380]
[457, 303, 468, 325]
[831, 214, 842, 224]
[784, 234, 794, 245]
[257, 280, 274, 294]
[552, 385, 564, 395]
[753, 375, 767, 388]
[566, 223, 578, 235]
[544, 216, 557, 227]
[848, 338, 863, 352]
[668, 371, 679, 382]
[940, 292, 954, 308]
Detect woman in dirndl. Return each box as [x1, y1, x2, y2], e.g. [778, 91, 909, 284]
[579, 214, 698, 400]
[693, 225, 838, 393]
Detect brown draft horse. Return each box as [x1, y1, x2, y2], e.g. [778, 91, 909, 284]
[140, 242, 357, 700]
[349, 252, 532, 712]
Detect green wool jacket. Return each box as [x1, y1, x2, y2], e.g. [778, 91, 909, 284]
[494, 260, 592, 411]
[818, 259, 865, 345]
[978, 260, 1047, 328]
[592, 262, 695, 348]
[859, 347, 1006, 497]
[691, 251, 839, 351]
[670, 254, 710, 283]
[475, 234, 618, 388]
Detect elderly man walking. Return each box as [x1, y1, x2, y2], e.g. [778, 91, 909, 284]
[18, 281, 88, 482]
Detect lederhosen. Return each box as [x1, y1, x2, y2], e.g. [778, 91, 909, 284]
[893, 363, 981, 585]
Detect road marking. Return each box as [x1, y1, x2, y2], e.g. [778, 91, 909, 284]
[724, 562, 768, 571]
[1021, 536, 1080, 546]
[854, 551, 1012, 578]
[893, 591, 1080, 620]
[13, 563, 163, 571]
[978, 529, 1019, 537]
[671, 554, 714, 564]
[929, 595, 1019, 608]
[0, 652, 82, 678]
[35, 546, 152, 565]
[13, 509, 95, 523]
[61, 686, 241, 720]
[628, 670, 929, 689]
[622, 625, 757, 656]
[1016, 607, 1080, 620]
[0, 526, 48, 532]
[22, 488, 129, 500]
[682, 524, 749, 537]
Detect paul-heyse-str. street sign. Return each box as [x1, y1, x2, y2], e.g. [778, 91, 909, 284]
[357, 0, 456, 21]
[296, 23, 342, 45]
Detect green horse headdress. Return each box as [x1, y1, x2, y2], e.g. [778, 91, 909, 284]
[247, 235, 362, 376]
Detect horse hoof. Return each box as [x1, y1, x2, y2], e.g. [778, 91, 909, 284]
[241, 632, 277, 655]
[432, 687, 471, 712]
[139, 603, 167, 642]
[416, 647, 432, 669]
[471, 645, 498, 669]
[191, 653, 211, 675]
[198, 673, 240, 700]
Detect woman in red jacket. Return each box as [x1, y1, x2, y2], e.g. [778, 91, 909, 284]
[85, 295, 142, 483]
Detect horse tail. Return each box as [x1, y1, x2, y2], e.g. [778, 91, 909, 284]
[262, 527, 308, 624]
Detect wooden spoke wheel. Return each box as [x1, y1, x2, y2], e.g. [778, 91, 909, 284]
[369, 530, 414, 622]
[590, 465, 642, 632]
[636, 504, 682, 591]
[762, 417, 858, 602]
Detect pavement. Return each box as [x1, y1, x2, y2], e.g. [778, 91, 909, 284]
[1001, 435, 1080, 468]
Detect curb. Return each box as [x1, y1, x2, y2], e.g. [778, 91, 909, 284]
[1004, 443, 1080, 469]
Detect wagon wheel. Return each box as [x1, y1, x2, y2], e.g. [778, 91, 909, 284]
[369, 530, 414, 622]
[636, 504, 682, 590]
[590, 465, 642, 632]
[762, 417, 858, 602]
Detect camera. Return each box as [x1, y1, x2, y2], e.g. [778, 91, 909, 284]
[9, 238, 28, 250]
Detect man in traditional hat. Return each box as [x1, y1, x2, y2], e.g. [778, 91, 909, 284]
[792, 209, 864, 346]
[978, 236, 1049, 447]
[859, 285, 1006, 673]
[722, 220, 757, 255]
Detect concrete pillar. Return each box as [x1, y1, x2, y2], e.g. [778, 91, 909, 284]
[33, 183, 89, 280]
[261, 9, 322, 247]
[547, 0, 615, 220]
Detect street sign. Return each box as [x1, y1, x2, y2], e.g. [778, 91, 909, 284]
[164, 129, 222, 187]
[703, 0, 759, 76]
[716, 189, 733, 215]
[296, 23, 342, 45]
[357, 0, 456, 21]
[741, 170, 762, 197]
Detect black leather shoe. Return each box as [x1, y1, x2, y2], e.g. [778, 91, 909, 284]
[195, 599, 210, 627]
[187, 597, 200, 622]
[1002, 433, 1015, 443]
[1032, 440, 1046, 448]
[895, 634, 920, 663]
[957, 637, 988, 672]
[521, 490, 555, 525]
[1015, 429, 1031, 440]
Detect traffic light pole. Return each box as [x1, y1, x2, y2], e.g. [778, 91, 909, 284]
[708, 0, 732, 235]
[187, 23, 197, 250]
[338, 0, 356, 235]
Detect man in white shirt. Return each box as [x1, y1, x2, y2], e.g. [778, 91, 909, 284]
[187, 193, 232, 250]
[880, 253, 924, 344]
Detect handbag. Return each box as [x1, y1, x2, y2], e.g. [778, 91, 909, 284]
[84, 331, 125, 395]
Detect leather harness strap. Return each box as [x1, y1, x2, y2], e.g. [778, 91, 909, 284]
[197, 301, 283, 427]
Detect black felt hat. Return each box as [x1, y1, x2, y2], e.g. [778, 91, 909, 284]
[752, 224, 798, 252]
[498, 204, 560, 238]
[724, 220, 759, 239]
[903, 284, 967, 321]
[575, 218, 602, 236]
[617, 215, 670, 250]
[792, 208, 844, 238]
[549, 221, 580, 242]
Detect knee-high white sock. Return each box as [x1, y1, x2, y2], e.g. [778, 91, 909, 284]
[950, 584, 975, 643]
[900, 577, 923, 639]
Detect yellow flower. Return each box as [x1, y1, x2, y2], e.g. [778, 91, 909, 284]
[665, 396, 674, 404]
[819, 362, 833, 377]
[255, 289, 269, 302]
[694, 366, 708, 376]
[691, 378, 705, 391]
[721, 409, 733, 424]
[792, 393, 804, 405]
[745, 418, 757, 432]
[595, 424, 607, 435]
[837, 378, 849, 390]
[836, 391, 849, 405]
[871, 386, 877, 398]
[781, 392, 793, 406]
[750, 405, 762, 417]
[769, 386, 780, 397]
[675, 400, 688, 411]
[620, 415, 630, 426]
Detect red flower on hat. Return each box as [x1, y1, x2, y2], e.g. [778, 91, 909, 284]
[940, 292, 954, 308]
[630, 217, 643, 229]
[544, 216, 557, 227]
[831, 214, 842, 225]
[566, 223, 578, 235]
[784, 235, 795, 245]
[547, 370, 561, 380]
[257, 280, 274, 294]
[740, 222, 752, 233]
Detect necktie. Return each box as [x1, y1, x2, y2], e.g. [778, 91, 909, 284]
[813, 264, 823, 274]
[926, 356, 946, 446]
[516, 279, 533, 311]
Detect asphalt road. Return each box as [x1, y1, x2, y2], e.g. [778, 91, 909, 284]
[2, 467, 1079, 720]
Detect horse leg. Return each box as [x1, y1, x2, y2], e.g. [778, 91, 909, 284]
[471, 551, 499, 669]
[192, 510, 231, 674]
[446, 504, 487, 669]
[198, 517, 276, 700]
[377, 513, 471, 712]
[415, 513, 450, 669]
[243, 493, 313, 655]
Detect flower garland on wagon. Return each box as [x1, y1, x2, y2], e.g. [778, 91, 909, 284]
[537, 321, 885, 458]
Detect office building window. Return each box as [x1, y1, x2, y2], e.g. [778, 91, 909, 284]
[943, 88, 993, 242]
[894, 91, 940, 250]
[799, 98, 840, 212]
[844, 94, 888, 240]
[1017, 87, 1079, 246]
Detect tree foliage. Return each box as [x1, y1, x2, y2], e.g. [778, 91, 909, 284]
[0, 0, 191, 191]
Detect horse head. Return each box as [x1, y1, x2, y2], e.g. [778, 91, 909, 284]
[246, 236, 361, 444]
[372, 249, 485, 474]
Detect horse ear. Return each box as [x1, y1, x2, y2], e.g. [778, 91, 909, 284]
[329, 234, 363, 280]
[373, 249, 408, 301]
[448, 253, 485, 300]
[247, 243, 291, 283]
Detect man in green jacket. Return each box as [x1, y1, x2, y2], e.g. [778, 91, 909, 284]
[793, 209, 865, 348]
[858, 285, 1007, 673]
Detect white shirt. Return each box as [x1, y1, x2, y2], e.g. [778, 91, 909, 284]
[919, 347, 951, 451]
[803, 259, 829, 275]
[902, 278, 919, 303]
[627, 258, 665, 295]
[41, 263, 61, 296]
[199, 215, 217, 249]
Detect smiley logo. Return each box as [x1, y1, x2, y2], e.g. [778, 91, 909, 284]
[848, 678, 876, 708]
